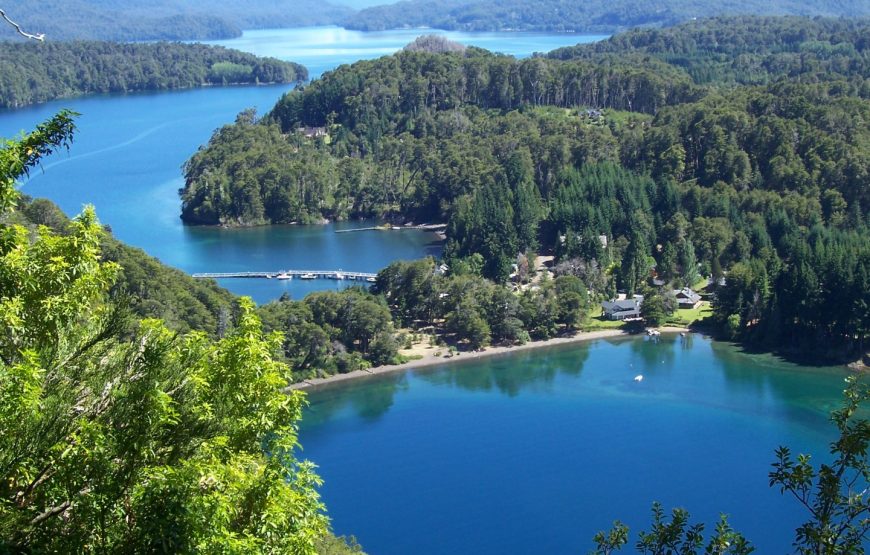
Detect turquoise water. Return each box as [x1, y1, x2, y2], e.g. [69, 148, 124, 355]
[202, 26, 607, 78]
[0, 27, 600, 303]
[300, 334, 852, 554]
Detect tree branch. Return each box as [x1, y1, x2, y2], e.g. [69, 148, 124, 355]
[0, 8, 45, 41]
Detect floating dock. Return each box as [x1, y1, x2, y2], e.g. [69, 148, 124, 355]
[334, 223, 447, 234]
[191, 270, 377, 281]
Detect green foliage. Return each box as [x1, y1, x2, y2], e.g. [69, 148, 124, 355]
[12, 196, 237, 335]
[257, 288, 400, 380]
[640, 293, 669, 327]
[346, 0, 870, 33]
[0, 42, 306, 109]
[0, 110, 76, 212]
[769, 376, 870, 554]
[592, 503, 753, 554]
[0, 115, 330, 553]
[315, 534, 368, 555]
[373, 259, 592, 349]
[182, 15, 870, 360]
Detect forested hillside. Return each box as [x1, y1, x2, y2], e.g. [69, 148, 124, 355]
[0, 42, 306, 109]
[4, 0, 353, 41]
[180, 17, 869, 361]
[346, 0, 870, 32]
[11, 197, 237, 334]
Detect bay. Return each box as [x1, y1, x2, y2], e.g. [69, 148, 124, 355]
[0, 26, 601, 303]
[300, 334, 850, 554]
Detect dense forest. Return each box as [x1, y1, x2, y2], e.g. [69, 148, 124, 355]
[346, 0, 870, 32]
[12, 196, 237, 334]
[181, 16, 870, 362]
[0, 42, 306, 109]
[0, 110, 374, 554]
[4, 0, 353, 41]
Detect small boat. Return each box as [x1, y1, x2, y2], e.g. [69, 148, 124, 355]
[646, 329, 660, 336]
[276, 273, 292, 280]
[332, 271, 345, 280]
[634, 375, 644, 382]
[300, 273, 316, 280]
[366, 277, 376, 283]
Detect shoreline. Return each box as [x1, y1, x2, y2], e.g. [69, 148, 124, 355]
[287, 326, 690, 391]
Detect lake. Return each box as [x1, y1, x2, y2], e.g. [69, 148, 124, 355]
[202, 26, 609, 78]
[0, 27, 601, 303]
[1, 24, 859, 555]
[300, 334, 849, 554]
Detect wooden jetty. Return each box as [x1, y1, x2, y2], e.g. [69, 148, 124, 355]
[335, 223, 447, 234]
[191, 270, 377, 282]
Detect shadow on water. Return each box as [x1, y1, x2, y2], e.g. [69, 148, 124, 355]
[415, 342, 592, 396]
[302, 372, 409, 425]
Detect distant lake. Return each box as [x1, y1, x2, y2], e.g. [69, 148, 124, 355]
[301, 334, 848, 555]
[0, 27, 603, 303]
[203, 26, 607, 78]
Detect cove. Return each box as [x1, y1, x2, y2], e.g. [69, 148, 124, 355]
[0, 27, 602, 303]
[299, 334, 850, 554]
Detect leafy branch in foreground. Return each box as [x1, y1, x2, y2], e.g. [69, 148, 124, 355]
[592, 377, 870, 554]
[770, 376, 870, 554]
[0, 109, 76, 213]
[1, 114, 330, 552]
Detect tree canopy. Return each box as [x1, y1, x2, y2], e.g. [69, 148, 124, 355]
[179, 16, 869, 361]
[0, 112, 336, 553]
[0, 41, 306, 109]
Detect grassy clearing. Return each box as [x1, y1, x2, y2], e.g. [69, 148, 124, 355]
[583, 307, 630, 331]
[666, 301, 713, 327]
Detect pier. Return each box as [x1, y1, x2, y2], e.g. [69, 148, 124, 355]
[191, 270, 378, 282]
[335, 223, 447, 234]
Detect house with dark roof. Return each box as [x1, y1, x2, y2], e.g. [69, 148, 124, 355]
[673, 287, 702, 309]
[601, 296, 643, 320]
[299, 126, 328, 139]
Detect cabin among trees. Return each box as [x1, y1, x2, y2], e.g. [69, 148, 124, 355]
[299, 126, 328, 139]
[673, 287, 702, 309]
[601, 296, 643, 320]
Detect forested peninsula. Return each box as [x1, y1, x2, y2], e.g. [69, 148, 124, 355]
[0, 42, 306, 109]
[346, 0, 870, 32]
[181, 16, 870, 363]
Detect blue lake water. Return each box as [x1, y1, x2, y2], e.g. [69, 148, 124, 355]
[300, 334, 851, 554]
[202, 26, 608, 78]
[0, 27, 601, 303]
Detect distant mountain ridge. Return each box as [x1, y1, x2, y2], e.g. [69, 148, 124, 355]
[7, 0, 868, 41]
[345, 0, 870, 32]
[4, 0, 354, 41]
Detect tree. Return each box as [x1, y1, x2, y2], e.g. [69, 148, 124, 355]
[553, 275, 588, 331]
[769, 376, 870, 554]
[640, 292, 668, 327]
[445, 296, 491, 350]
[0, 114, 329, 553]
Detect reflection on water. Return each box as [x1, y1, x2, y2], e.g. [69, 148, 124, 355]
[299, 335, 847, 555]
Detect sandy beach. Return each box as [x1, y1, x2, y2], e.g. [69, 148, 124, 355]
[287, 326, 690, 391]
